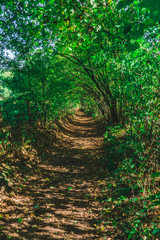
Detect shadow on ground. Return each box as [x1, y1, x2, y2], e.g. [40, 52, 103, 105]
[0, 109, 107, 240]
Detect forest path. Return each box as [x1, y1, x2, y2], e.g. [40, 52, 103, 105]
[1, 109, 107, 240]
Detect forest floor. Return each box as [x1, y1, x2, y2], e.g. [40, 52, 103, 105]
[0, 109, 109, 240]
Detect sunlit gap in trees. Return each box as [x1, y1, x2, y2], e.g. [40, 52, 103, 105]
[4, 49, 15, 59]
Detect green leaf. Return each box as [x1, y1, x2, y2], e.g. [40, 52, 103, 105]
[151, 172, 160, 178]
[128, 233, 133, 240]
[152, 229, 160, 235]
[7, 236, 12, 239]
[34, 205, 39, 208]
[17, 218, 23, 223]
[32, 225, 37, 228]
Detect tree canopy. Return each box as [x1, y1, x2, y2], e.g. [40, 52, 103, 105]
[0, 0, 159, 125]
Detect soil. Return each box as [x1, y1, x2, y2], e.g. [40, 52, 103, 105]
[0, 109, 108, 240]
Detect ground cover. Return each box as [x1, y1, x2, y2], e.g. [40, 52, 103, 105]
[0, 109, 159, 240]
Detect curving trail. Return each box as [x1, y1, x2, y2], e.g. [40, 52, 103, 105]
[0, 109, 107, 240]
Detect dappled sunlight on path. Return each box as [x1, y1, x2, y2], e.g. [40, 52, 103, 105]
[0, 109, 107, 239]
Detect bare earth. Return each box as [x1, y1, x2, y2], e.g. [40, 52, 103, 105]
[0, 109, 107, 240]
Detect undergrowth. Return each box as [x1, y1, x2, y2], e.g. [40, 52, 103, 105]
[98, 123, 160, 239]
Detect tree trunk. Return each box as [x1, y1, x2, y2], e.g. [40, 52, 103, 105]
[110, 100, 119, 123]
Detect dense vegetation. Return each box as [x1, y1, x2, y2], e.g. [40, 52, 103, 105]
[0, 0, 160, 239]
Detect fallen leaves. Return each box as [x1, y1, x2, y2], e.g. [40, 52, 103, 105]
[0, 111, 107, 239]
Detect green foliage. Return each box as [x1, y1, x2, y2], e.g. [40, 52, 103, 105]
[1, 53, 76, 127]
[117, 0, 160, 21]
[1, 0, 159, 124]
[0, 1, 159, 238]
[100, 119, 160, 239]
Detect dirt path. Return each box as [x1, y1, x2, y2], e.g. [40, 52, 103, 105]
[0, 109, 106, 240]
